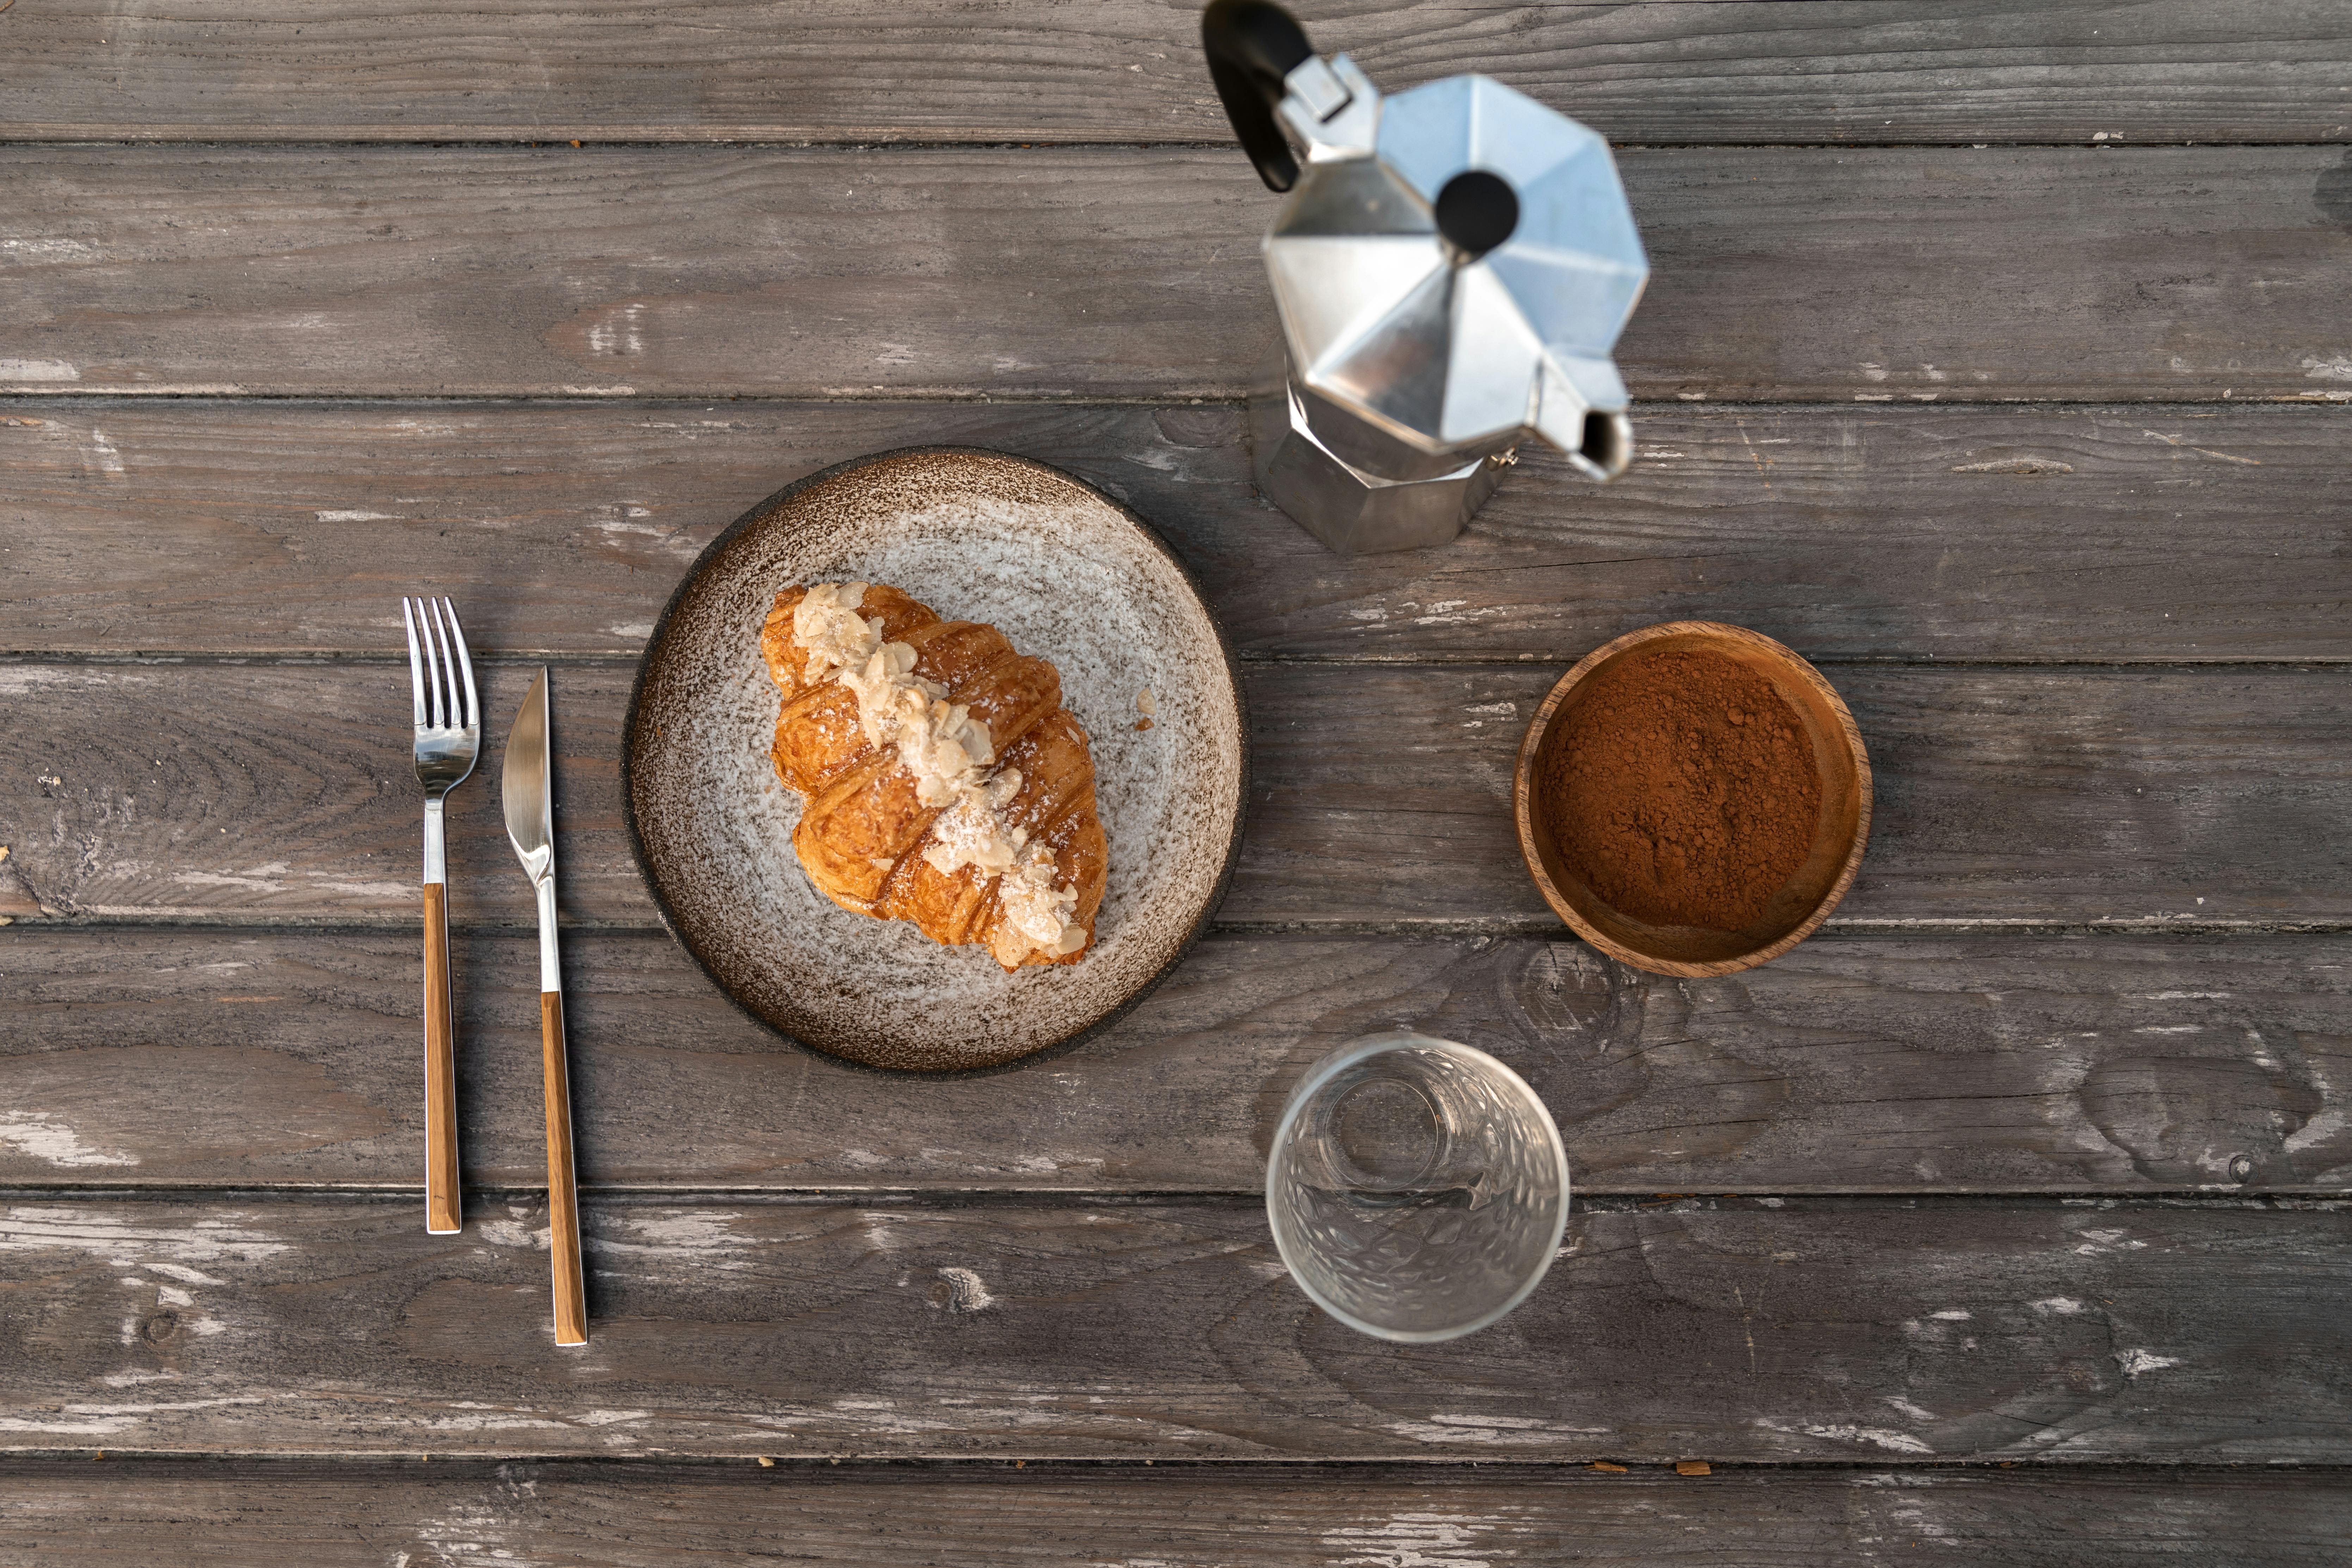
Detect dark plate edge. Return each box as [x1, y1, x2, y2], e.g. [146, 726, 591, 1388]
[618, 443, 1252, 1080]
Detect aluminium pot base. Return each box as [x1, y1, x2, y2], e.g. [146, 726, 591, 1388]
[1248, 381, 1510, 556]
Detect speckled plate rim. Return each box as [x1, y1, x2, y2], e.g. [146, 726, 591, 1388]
[619, 444, 1250, 1078]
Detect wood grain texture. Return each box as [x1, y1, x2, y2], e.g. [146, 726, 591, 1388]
[4, 1457, 2348, 1567]
[2, 927, 2349, 1195]
[4, 146, 2349, 401]
[1, 1193, 2346, 1460]
[5, 0, 2350, 146]
[538, 991, 587, 1348]
[5, 400, 2347, 662]
[421, 881, 459, 1235]
[1, 663, 2342, 929]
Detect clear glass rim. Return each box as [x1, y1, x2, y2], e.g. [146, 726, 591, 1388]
[1265, 1031, 1572, 1343]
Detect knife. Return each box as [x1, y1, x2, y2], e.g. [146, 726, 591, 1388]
[500, 666, 588, 1347]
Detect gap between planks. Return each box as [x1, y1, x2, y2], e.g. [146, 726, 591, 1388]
[0, 393, 2342, 411]
[8, 914, 2351, 938]
[0, 1190, 2341, 1211]
[4, 1453, 2351, 1472]
[7, 137, 2352, 150]
[5, 653, 2346, 669]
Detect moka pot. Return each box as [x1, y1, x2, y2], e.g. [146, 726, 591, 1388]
[1202, 0, 1649, 554]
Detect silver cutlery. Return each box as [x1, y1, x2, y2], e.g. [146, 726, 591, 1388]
[402, 597, 479, 1236]
[500, 666, 588, 1346]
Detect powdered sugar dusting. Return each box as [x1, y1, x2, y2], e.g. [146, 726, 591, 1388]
[629, 450, 1244, 1072]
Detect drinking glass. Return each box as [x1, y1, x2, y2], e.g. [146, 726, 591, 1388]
[1267, 1031, 1570, 1342]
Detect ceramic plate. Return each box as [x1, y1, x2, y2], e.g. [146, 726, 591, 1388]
[623, 447, 1248, 1072]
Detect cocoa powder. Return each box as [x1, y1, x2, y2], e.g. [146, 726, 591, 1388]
[1540, 648, 1822, 932]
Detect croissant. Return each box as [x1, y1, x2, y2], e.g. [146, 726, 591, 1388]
[760, 581, 1108, 970]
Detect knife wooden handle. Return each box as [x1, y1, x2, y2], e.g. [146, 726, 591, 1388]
[422, 883, 461, 1235]
[541, 989, 588, 1347]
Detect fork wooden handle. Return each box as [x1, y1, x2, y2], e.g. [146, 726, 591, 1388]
[542, 990, 588, 1347]
[422, 883, 462, 1235]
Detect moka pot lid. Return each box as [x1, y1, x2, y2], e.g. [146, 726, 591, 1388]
[1264, 67, 1648, 461]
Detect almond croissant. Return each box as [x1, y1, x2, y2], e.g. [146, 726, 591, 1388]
[760, 581, 1107, 970]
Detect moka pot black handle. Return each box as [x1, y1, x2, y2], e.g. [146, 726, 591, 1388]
[1201, 0, 1316, 192]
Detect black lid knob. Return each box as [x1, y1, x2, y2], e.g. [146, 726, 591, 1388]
[1436, 171, 1519, 259]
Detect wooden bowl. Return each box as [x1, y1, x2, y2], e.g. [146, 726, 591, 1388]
[1513, 621, 1870, 977]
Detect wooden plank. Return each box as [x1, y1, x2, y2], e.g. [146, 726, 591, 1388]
[0, 402, 1247, 658]
[4, 1457, 2348, 1567]
[5, 1, 2349, 146]
[0, 1193, 2345, 1460]
[2, 663, 2344, 928]
[1237, 663, 2352, 931]
[1218, 405, 2352, 664]
[3, 927, 2349, 1195]
[4, 146, 2347, 402]
[4, 400, 2347, 663]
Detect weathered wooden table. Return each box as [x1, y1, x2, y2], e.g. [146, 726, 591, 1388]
[4, 3, 2350, 1561]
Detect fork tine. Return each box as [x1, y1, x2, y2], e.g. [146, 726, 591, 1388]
[415, 597, 446, 728]
[402, 598, 429, 729]
[426, 597, 460, 730]
[415, 597, 441, 727]
[441, 598, 479, 733]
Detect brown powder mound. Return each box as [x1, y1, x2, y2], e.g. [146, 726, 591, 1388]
[1542, 648, 1822, 932]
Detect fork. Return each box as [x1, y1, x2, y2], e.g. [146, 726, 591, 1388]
[403, 597, 480, 1236]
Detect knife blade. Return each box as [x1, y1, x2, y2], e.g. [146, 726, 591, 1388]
[500, 666, 588, 1347]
